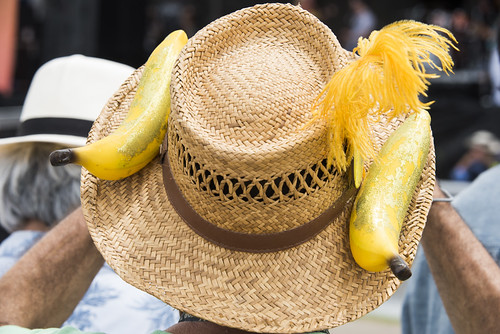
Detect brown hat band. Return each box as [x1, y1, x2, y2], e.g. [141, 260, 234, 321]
[161, 151, 357, 253]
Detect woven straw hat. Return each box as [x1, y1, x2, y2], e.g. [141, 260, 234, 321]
[82, 3, 434, 333]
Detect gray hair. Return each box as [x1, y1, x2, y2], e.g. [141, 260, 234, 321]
[0, 142, 81, 233]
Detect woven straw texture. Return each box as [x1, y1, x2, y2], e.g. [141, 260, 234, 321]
[81, 3, 435, 333]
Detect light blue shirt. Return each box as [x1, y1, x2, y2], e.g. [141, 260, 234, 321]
[402, 165, 500, 333]
[0, 232, 179, 334]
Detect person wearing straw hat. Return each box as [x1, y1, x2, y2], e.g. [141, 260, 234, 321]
[2, 3, 498, 334]
[0, 55, 178, 334]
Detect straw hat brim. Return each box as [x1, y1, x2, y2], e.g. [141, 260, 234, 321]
[82, 4, 435, 333]
[82, 69, 435, 333]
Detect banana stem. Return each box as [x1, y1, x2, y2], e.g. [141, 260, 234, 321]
[49, 149, 76, 166]
[389, 255, 412, 281]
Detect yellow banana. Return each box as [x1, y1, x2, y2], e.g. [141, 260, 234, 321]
[349, 110, 431, 280]
[49, 30, 188, 180]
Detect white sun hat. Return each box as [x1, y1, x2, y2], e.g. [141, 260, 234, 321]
[0, 54, 134, 148]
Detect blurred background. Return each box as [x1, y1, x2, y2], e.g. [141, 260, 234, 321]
[2, 0, 500, 177]
[0, 0, 499, 331]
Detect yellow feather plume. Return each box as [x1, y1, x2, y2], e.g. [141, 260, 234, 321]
[312, 20, 457, 172]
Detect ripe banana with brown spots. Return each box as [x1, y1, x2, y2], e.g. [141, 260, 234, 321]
[349, 110, 431, 280]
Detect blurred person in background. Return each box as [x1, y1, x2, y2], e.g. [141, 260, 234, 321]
[0, 55, 178, 334]
[343, 0, 377, 51]
[449, 130, 500, 181]
[489, 25, 500, 106]
[449, 8, 483, 70]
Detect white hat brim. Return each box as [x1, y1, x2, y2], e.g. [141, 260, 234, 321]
[0, 133, 86, 149]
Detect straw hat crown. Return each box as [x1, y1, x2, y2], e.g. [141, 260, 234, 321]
[166, 3, 354, 236]
[82, 3, 435, 333]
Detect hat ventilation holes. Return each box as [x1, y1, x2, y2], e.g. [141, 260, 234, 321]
[172, 131, 337, 204]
